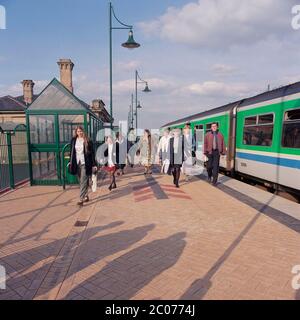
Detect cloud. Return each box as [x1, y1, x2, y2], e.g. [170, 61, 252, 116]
[0, 80, 54, 97]
[211, 64, 237, 76]
[116, 60, 141, 72]
[182, 81, 253, 98]
[139, 0, 293, 49]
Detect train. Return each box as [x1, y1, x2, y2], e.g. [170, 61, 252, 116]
[161, 81, 300, 199]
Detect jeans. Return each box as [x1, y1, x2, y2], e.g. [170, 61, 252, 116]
[78, 164, 89, 200]
[207, 150, 220, 184]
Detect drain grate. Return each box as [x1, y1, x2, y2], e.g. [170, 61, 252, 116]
[74, 220, 89, 227]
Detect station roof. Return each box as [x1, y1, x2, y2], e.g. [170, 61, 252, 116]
[27, 78, 99, 118]
[0, 95, 27, 112]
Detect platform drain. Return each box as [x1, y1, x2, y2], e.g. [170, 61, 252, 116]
[74, 220, 89, 227]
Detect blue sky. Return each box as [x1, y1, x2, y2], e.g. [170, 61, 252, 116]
[0, 0, 299, 128]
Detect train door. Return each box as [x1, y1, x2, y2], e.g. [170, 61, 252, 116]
[279, 108, 300, 191]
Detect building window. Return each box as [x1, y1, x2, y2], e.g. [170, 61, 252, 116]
[243, 114, 274, 146]
[282, 109, 300, 149]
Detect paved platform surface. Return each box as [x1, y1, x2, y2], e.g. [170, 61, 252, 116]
[0, 166, 300, 300]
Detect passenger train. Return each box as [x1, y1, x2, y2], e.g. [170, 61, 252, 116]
[162, 81, 300, 199]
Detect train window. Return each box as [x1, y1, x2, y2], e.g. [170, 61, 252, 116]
[282, 109, 300, 148]
[258, 114, 274, 125]
[284, 109, 300, 121]
[243, 125, 273, 146]
[195, 125, 204, 130]
[206, 123, 219, 132]
[244, 116, 257, 126]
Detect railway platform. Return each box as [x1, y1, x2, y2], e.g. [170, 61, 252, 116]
[0, 166, 300, 300]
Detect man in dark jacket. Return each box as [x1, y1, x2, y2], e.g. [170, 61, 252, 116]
[204, 123, 226, 186]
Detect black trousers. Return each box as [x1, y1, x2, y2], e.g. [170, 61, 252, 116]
[207, 150, 220, 183]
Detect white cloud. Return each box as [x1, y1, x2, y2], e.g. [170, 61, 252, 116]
[0, 80, 53, 97]
[139, 0, 293, 49]
[116, 60, 141, 72]
[212, 64, 237, 76]
[182, 81, 253, 98]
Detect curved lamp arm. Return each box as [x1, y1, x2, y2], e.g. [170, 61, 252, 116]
[111, 4, 133, 30]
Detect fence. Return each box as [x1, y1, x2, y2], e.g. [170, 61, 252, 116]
[0, 125, 29, 194]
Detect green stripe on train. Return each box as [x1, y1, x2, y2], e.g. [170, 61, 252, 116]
[236, 98, 300, 156]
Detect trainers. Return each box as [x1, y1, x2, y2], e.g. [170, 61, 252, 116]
[77, 200, 84, 206]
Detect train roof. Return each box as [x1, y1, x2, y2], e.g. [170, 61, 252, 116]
[162, 80, 300, 128]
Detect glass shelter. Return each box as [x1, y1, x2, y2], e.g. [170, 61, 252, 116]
[26, 78, 105, 186]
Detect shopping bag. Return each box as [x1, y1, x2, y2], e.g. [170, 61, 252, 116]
[91, 168, 98, 193]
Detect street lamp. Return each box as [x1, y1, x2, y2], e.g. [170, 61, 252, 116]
[109, 2, 140, 128]
[135, 70, 151, 130]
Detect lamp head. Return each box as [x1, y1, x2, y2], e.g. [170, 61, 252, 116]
[122, 30, 140, 49]
[143, 83, 151, 93]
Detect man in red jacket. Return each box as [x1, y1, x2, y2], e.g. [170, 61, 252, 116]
[204, 123, 226, 186]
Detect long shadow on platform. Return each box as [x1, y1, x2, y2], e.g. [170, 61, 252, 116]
[64, 232, 186, 300]
[196, 174, 300, 234]
[0, 222, 125, 300]
[180, 195, 275, 300]
[0, 223, 156, 300]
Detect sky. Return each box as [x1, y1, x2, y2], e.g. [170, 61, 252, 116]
[0, 0, 300, 129]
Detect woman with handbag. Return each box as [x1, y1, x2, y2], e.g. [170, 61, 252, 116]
[138, 129, 153, 175]
[69, 126, 97, 206]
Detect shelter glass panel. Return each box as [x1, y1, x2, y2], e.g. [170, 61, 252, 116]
[32, 152, 57, 180]
[30, 115, 55, 144]
[59, 115, 84, 144]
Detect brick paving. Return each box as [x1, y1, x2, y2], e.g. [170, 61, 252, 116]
[0, 166, 300, 300]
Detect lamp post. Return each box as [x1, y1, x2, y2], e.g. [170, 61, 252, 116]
[135, 70, 151, 131]
[127, 93, 134, 130]
[109, 2, 140, 129]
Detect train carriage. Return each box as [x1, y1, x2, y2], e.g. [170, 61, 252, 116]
[162, 81, 300, 197]
[236, 82, 300, 194]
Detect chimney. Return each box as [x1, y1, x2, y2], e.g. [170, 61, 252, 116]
[91, 99, 105, 118]
[57, 59, 74, 93]
[21, 80, 35, 105]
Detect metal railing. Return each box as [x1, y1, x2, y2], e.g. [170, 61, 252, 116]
[0, 125, 29, 193]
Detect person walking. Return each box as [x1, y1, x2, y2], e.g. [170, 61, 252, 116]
[127, 128, 136, 168]
[103, 136, 118, 191]
[116, 132, 126, 176]
[182, 124, 196, 181]
[69, 126, 97, 206]
[168, 128, 185, 188]
[157, 128, 171, 174]
[138, 129, 153, 175]
[204, 122, 226, 186]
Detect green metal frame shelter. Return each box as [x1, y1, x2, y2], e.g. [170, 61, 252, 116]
[0, 123, 28, 191]
[26, 78, 105, 186]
